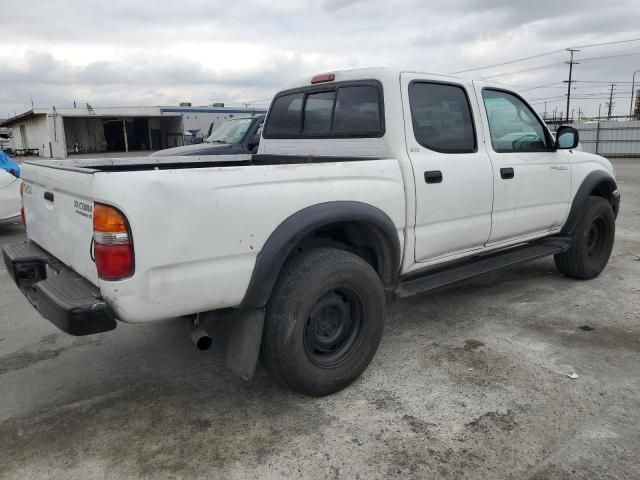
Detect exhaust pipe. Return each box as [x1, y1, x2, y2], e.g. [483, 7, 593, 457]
[191, 327, 212, 350]
[190, 313, 212, 350]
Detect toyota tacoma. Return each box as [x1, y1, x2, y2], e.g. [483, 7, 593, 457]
[3, 68, 620, 396]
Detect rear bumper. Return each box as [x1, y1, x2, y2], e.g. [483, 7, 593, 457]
[2, 242, 117, 336]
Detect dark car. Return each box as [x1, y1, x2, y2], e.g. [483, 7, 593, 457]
[151, 115, 264, 157]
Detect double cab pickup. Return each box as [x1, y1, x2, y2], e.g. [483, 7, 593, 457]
[4, 68, 619, 396]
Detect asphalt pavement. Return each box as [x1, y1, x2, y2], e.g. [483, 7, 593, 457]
[1, 158, 639, 479]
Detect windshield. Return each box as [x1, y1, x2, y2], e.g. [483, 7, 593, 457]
[206, 118, 254, 144]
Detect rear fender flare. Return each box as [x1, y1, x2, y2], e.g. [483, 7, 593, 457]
[240, 201, 401, 309]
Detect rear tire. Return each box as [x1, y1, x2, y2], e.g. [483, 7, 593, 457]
[554, 196, 615, 279]
[261, 248, 385, 396]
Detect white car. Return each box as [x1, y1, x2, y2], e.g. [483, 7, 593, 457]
[4, 67, 619, 396]
[0, 169, 21, 220]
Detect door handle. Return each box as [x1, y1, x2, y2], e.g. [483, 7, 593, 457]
[424, 170, 443, 184]
[44, 191, 54, 202]
[500, 167, 514, 180]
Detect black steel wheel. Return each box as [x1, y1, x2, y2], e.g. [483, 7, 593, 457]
[304, 288, 364, 368]
[586, 216, 607, 259]
[261, 248, 385, 396]
[555, 196, 615, 279]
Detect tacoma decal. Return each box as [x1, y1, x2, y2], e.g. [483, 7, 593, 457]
[74, 199, 93, 219]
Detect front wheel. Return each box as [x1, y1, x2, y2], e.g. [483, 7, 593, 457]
[555, 196, 615, 279]
[261, 248, 385, 396]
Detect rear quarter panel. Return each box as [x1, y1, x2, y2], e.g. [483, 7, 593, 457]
[94, 160, 405, 322]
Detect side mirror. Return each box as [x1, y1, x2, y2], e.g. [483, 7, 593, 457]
[248, 133, 260, 150]
[555, 126, 579, 150]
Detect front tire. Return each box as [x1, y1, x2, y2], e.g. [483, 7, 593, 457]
[555, 196, 615, 279]
[261, 248, 385, 396]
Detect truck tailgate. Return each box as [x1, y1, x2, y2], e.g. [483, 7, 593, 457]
[21, 163, 98, 285]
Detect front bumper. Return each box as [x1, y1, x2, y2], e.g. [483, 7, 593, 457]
[2, 242, 116, 336]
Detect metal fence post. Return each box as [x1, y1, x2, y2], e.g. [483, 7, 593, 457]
[595, 105, 602, 155]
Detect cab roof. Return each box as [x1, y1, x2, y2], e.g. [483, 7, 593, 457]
[278, 67, 464, 91]
[276, 67, 519, 96]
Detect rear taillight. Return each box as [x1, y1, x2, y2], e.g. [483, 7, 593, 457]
[93, 203, 134, 280]
[19, 182, 26, 226]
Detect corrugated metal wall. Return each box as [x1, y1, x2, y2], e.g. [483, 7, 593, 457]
[558, 120, 640, 157]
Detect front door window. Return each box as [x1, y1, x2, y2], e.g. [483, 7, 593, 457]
[482, 89, 550, 153]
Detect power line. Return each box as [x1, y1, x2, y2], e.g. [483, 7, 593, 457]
[516, 80, 636, 88]
[529, 93, 632, 101]
[449, 37, 640, 75]
[529, 95, 569, 102]
[476, 61, 565, 80]
[450, 49, 564, 74]
[528, 92, 632, 104]
[569, 37, 640, 49]
[519, 82, 566, 91]
[580, 51, 640, 62]
[573, 80, 635, 84]
[476, 51, 640, 81]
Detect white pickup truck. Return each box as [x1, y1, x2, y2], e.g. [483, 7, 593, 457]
[4, 68, 620, 396]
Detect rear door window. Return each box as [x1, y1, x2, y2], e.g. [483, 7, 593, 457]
[408, 82, 476, 153]
[264, 82, 383, 138]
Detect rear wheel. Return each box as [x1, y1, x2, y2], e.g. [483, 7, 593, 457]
[555, 196, 615, 279]
[261, 248, 385, 396]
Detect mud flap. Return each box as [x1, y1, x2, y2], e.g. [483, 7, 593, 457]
[224, 308, 265, 381]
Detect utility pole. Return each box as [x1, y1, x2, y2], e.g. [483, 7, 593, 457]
[564, 48, 579, 123]
[578, 107, 582, 122]
[606, 84, 615, 119]
[544, 101, 547, 120]
[630, 69, 640, 118]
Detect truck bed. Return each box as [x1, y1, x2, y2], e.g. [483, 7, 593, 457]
[24, 154, 253, 173]
[20, 154, 406, 322]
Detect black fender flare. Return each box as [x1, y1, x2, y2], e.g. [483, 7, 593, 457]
[561, 170, 618, 235]
[240, 201, 401, 309]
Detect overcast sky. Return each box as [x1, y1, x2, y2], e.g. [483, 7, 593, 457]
[2, 0, 640, 119]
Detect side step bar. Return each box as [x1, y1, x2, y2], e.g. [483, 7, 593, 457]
[395, 237, 572, 299]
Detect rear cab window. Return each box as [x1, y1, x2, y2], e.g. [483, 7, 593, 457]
[263, 93, 303, 136]
[263, 81, 384, 138]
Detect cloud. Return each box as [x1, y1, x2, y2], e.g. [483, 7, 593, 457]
[1, 0, 639, 117]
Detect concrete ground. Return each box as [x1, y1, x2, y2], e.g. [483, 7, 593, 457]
[0, 158, 638, 480]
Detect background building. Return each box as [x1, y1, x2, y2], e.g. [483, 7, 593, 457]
[0, 104, 267, 158]
[0, 122, 10, 152]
